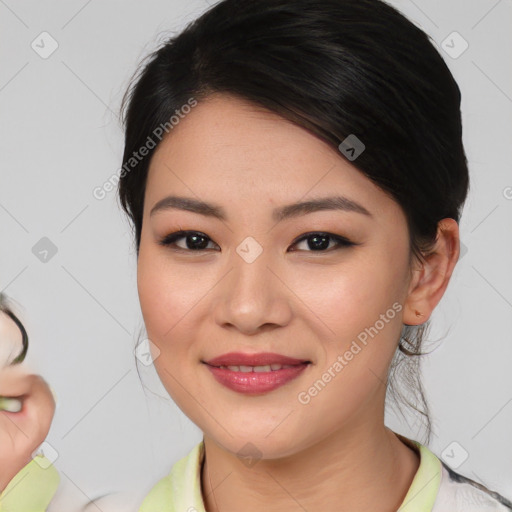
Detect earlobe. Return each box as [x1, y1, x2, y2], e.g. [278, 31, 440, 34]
[402, 218, 460, 326]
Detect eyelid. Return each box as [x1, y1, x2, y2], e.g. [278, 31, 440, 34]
[159, 230, 219, 250]
[291, 231, 354, 246]
[158, 229, 357, 252]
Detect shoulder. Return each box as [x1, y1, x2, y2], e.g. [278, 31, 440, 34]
[395, 433, 512, 512]
[432, 460, 512, 511]
[138, 440, 205, 512]
[138, 475, 174, 511]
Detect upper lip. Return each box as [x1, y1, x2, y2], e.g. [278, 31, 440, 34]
[203, 352, 310, 367]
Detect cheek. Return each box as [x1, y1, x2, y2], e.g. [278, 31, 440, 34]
[136, 247, 216, 370]
[136, 255, 194, 397]
[137, 251, 210, 424]
[289, 252, 405, 337]
[137, 251, 163, 336]
[136, 247, 184, 348]
[287, 252, 408, 391]
[137, 247, 191, 336]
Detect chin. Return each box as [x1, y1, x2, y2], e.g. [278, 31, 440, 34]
[206, 429, 310, 462]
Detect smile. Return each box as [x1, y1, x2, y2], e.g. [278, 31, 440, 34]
[213, 363, 298, 372]
[204, 362, 310, 394]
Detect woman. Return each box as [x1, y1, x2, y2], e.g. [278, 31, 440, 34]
[1, 0, 510, 510]
[118, 0, 511, 510]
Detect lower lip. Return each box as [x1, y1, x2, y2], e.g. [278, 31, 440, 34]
[204, 363, 310, 394]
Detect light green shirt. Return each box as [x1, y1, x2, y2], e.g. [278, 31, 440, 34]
[2, 433, 511, 511]
[139, 432, 512, 511]
[138, 433, 442, 511]
[0, 455, 60, 512]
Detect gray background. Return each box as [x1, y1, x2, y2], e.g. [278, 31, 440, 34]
[1, 0, 511, 509]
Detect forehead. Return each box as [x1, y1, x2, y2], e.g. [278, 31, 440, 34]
[144, 93, 399, 222]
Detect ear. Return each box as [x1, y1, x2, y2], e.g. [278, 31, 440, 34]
[403, 218, 460, 326]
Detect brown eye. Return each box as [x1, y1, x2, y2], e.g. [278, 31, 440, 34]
[158, 231, 219, 251]
[289, 232, 355, 252]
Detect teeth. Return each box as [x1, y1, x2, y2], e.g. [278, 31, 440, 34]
[253, 365, 271, 372]
[219, 364, 298, 372]
[226, 365, 251, 372]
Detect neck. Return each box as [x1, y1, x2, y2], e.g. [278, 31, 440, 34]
[201, 419, 420, 512]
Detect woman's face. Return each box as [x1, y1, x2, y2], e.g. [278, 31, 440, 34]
[137, 93, 418, 458]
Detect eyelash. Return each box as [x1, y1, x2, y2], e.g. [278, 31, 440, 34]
[157, 230, 356, 253]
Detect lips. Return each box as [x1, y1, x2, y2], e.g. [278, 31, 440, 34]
[204, 353, 311, 394]
[203, 352, 310, 368]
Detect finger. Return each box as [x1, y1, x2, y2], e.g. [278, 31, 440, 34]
[0, 369, 56, 447]
[0, 364, 36, 397]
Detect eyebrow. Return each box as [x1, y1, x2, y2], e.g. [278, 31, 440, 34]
[150, 195, 372, 222]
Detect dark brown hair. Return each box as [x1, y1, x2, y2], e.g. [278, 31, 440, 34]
[117, 0, 469, 445]
[0, 293, 29, 365]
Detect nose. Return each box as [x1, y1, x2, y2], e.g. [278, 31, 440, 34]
[212, 245, 293, 335]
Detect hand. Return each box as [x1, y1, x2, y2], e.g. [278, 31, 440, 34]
[0, 364, 56, 494]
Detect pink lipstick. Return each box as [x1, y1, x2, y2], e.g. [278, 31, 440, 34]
[203, 352, 311, 394]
